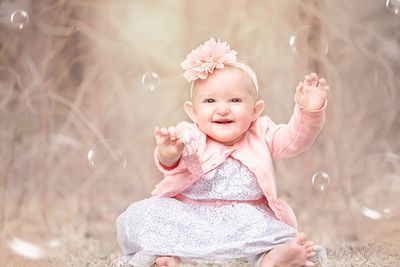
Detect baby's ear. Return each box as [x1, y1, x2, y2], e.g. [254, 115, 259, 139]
[252, 100, 265, 121]
[184, 101, 196, 123]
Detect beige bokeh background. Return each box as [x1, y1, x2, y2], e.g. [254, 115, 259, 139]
[0, 0, 399, 264]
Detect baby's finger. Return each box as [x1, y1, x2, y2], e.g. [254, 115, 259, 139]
[156, 127, 170, 141]
[160, 127, 169, 136]
[318, 78, 326, 87]
[154, 127, 169, 146]
[304, 75, 312, 86]
[310, 73, 318, 87]
[154, 126, 165, 138]
[154, 126, 160, 135]
[310, 72, 318, 80]
[168, 126, 177, 141]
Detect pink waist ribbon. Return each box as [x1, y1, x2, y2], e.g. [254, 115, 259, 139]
[174, 194, 267, 207]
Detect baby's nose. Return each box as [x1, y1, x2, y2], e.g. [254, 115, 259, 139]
[216, 104, 229, 114]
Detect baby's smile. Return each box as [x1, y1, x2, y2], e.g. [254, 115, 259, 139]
[212, 119, 234, 124]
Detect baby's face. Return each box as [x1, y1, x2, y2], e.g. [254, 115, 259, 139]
[188, 67, 261, 146]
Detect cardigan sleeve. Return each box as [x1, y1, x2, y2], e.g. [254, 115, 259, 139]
[264, 100, 327, 159]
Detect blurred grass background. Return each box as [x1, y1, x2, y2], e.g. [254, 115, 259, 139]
[0, 0, 399, 266]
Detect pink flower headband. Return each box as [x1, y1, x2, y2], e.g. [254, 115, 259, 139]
[181, 37, 259, 97]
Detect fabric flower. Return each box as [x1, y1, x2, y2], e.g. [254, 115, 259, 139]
[181, 37, 237, 82]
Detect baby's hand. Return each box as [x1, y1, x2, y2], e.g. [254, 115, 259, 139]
[295, 73, 329, 111]
[154, 126, 185, 168]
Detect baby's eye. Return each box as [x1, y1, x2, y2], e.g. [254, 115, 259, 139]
[203, 98, 215, 103]
[231, 98, 241, 103]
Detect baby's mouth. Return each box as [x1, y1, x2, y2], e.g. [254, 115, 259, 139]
[213, 119, 234, 124]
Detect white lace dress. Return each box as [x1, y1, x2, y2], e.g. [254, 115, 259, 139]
[116, 157, 304, 266]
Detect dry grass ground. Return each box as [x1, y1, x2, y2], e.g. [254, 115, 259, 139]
[1, 234, 400, 267]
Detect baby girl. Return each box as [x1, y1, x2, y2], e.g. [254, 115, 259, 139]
[116, 38, 329, 267]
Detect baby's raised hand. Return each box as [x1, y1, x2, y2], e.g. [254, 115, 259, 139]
[295, 73, 329, 111]
[154, 126, 184, 167]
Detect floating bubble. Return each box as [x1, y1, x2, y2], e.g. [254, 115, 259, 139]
[350, 152, 400, 220]
[311, 171, 330, 191]
[7, 237, 48, 260]
[180, 131, 192, 145]
[386, 0, 400, 15]
[289, 25, 329, 62]
[141, 71, 160, 91]
[88, 139, 127, 174]
[10, 9, 29, 30]
[4, 235, 62, 260]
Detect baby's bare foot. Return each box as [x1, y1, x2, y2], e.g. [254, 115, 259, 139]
[260, 233, 316, 267]
[155, 256, 181, 267]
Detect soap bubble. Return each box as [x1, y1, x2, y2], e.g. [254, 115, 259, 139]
[386, 0, 400, 15]
[5, 235, 62, 260]
[10, 9, 29, 30]
[311, 171, 330, 191]
[350, 152, 400, 220]
[141, 71, 160, 91]
[87, 139, 127, 174]
[289, 25, 329, 62]
[1, 229, 62, 261]
[7, 237, 48, 260]
[180, 131, 192, 145]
